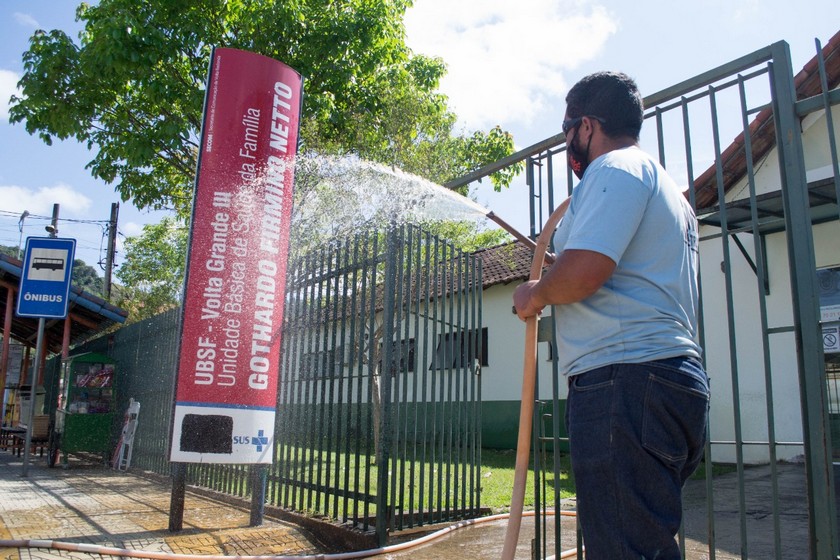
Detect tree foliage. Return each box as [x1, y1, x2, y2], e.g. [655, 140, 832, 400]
[11, 1, 524, 319]
[114, 217, 188, 321]
[0, 245, 18, 259]
[10, 0, 521, 218]
[71, 258, 105, 296]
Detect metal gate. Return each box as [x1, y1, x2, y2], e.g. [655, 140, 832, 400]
[270, 224, 483, 544]
[448, 36, 840, 559]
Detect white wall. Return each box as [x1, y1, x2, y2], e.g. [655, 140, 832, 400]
[698, 104, 840, 464]
[698, 229, 803, 463]
[478, 282, 566, 404]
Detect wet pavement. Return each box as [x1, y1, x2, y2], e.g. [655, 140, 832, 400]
[0, 449, 828, 559]
[0, 451, 558, 559]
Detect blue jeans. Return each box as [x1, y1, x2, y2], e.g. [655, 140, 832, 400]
[565, 357, 710, 559]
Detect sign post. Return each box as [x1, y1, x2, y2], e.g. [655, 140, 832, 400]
[168, 48, 302, 529]
[16, 232, 75, 477]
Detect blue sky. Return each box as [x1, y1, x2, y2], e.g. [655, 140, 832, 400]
[1, 0, 837, 272]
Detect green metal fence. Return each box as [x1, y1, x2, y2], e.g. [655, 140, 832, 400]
[49, 308, 182, 475]
[49, 223, 482, 545]
[272, 224, 483, 543]
[447, 37, 840, 559]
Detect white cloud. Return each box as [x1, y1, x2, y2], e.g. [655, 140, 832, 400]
[14, 12, 40, 29]
[404, 0, 619, 131]
[0, 69, 21, 122]
[121, 222, 145, 237]
[0, 183, 93, 216]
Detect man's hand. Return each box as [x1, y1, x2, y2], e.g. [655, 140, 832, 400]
[513, 280, 545, 321]
[511, 249, 616, 322]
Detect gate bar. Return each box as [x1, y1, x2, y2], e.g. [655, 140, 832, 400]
[769, 41, 840, 559]
[738, 73, 783, 560]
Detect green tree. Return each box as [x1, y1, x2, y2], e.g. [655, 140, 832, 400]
[9, 0, 521, 219]
[114, 217, 188, 321]
[71, 259, 105, 296]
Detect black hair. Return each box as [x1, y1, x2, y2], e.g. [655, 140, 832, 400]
[565, 71, 644, 140]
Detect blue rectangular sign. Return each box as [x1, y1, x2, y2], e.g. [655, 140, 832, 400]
[16, 237, 76, 319]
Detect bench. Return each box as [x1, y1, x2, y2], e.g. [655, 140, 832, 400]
[9, 415, 50, 457]
[0, 426, 26, 451]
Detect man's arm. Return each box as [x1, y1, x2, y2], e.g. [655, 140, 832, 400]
[513, 249, 616, 321]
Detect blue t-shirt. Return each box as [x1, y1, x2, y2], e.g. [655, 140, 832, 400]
[552, 146, 701, 376]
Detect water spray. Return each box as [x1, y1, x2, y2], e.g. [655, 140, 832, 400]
[299, 156, 572, 557]
[294, 156, 554, 265]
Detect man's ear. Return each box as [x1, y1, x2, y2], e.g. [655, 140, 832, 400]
[582, 115, 599, 135]
[578, 116, 594, 141]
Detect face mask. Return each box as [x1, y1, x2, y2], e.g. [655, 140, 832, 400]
[566, 126, 593, 180]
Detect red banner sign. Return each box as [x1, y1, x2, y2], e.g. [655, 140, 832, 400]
[170, 48, 302, 463]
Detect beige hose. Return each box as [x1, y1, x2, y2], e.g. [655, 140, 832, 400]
[0, 510, 579, 559]
[501, 198, 571, 560]
[485, 212, 555, 265]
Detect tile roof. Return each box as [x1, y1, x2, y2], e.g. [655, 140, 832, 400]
[284, 239, 537, 328]
[693, 29, 840, 211]
[474, 241, 537, 288]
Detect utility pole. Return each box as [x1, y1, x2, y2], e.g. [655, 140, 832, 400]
[45, 204, 59, 237]
[102, 202, 119, 301]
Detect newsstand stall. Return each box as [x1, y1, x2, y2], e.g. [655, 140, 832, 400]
[51, 353, 116, 466]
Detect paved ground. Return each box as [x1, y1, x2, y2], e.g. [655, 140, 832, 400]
[0, 453, 328, 559]
[0, 449, 831, 559]
[0, 451, 561, 559]
[681, 462, 816, 560]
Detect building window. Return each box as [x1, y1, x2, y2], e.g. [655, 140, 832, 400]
[430, 328, 488, 370]
[379, 338, 416, 375]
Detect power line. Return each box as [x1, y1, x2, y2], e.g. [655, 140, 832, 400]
[0, 209, 110, 225]
[0, 211, 118, 274]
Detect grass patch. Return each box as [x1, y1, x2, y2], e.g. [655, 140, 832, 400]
[268, 445, 577, 515]
[480, 450, 737, 510]
[478, 448, 576, 512]
[265, 445, 733, 517]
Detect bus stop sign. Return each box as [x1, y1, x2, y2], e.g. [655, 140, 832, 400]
[16, 237, 76, 319]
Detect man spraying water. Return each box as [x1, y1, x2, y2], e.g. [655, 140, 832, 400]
[513, 71, 709, 559]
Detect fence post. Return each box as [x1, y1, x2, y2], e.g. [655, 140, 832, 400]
[769, 39, 839, 559]
[249, 465, 267, 526]
[374, 226, 399, 546]
[169, 462, 186, 531]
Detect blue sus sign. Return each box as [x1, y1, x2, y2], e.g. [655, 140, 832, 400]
[16, 237, 76, 319]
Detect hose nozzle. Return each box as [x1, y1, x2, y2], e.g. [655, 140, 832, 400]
[486, 211, 555, 265]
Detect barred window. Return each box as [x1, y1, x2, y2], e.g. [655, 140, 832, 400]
[430, 328, 488, 370]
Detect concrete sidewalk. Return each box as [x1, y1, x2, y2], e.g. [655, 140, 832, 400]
[0, 451, 563, 559]
[0, 448, 826, 559]
[0, 452, 328, 559]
